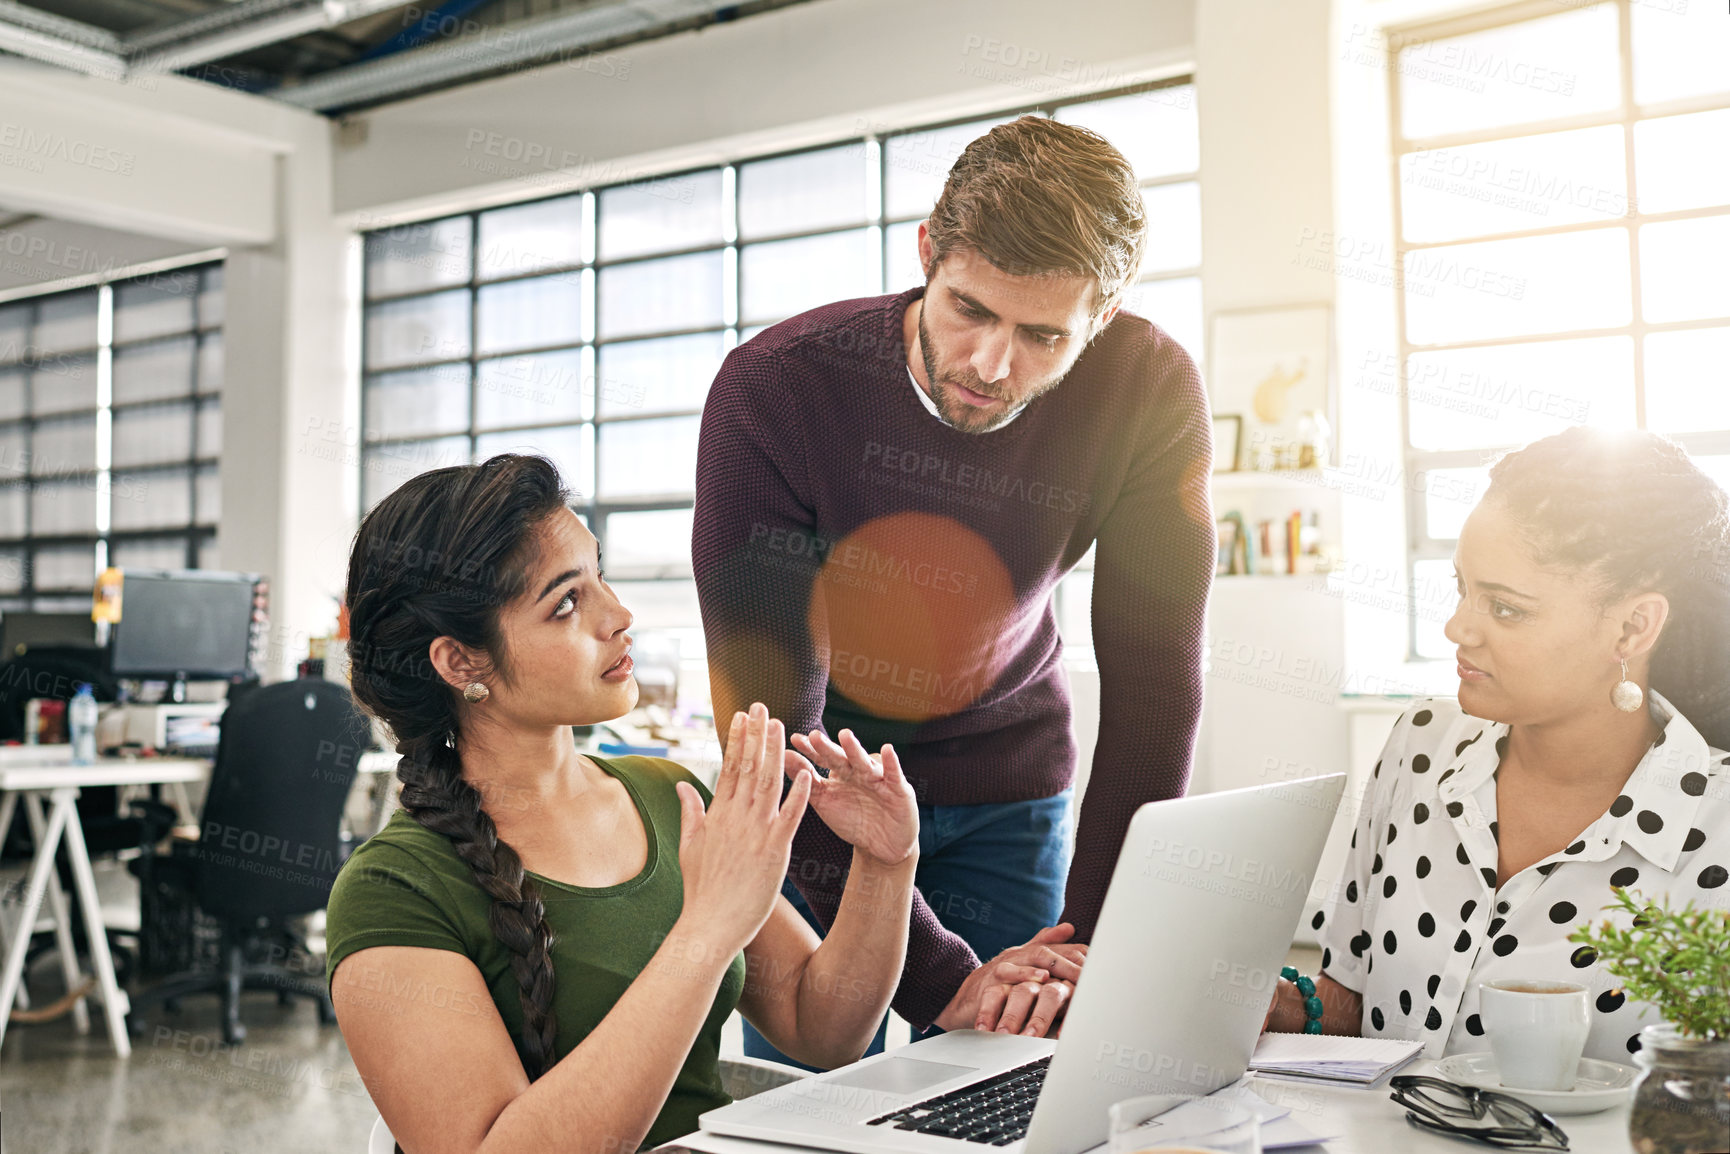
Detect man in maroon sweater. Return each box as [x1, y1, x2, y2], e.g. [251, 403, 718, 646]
[694, 117, 1214, 1059]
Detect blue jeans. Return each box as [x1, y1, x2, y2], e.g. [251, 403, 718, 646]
[743, 789, 1074, 1071]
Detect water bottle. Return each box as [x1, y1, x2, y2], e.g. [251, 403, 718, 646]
[70, 683, 98, 766]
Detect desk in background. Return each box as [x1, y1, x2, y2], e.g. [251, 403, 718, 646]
[0, 735, 403, 1061]
[0, 749, 209, 1059]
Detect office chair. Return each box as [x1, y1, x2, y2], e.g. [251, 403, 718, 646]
[127, 678, 369, 1044]
[0, 646, 177, 989]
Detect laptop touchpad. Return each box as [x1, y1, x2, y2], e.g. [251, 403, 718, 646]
[826, 1058, 978, 1095]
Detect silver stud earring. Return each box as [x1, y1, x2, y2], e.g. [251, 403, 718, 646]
[1610, 660, 1643, 713]
[462, 681, 490, 703]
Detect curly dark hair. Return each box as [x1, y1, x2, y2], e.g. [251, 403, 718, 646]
[344, 453, 572, 1079]
[1486, 427, 1730, 749]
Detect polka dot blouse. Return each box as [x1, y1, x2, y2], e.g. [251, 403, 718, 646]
[1316, 690, 1730, 1063]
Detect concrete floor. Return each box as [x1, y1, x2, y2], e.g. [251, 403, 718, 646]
[1, 854, 379, 1154]
[3, 984, 381, 1154]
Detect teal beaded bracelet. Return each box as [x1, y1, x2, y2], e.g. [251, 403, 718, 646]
[1281, 965, 1325, 1034]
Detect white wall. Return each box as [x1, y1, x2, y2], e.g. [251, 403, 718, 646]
[0, 216, 213, 298]
[0, 63, 280, 245]
[1196, 0, 1337, 316]
[332, 0, 1195, 222]
[1192, 0, 1351, 802]
[222, 160, 362, 682]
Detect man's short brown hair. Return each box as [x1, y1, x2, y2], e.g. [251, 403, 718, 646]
[925, 115, 1148, 318]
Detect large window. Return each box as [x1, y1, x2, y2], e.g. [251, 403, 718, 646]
[1393, 1, 1730, 657]
[0, 264, 223, 610]
[359, 79, 1201, 654]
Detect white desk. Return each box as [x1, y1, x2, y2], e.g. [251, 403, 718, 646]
[660, 1059, 1633, 1153]
[1241, 1061, 1629, 1152]
[0, 752, 209, 1059]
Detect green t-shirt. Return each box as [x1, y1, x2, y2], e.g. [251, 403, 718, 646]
[324, 754, 745, 1150]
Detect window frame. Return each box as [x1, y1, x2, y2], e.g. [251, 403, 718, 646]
[0, 261, 222, 609]
[1390, 0, 1730, 659]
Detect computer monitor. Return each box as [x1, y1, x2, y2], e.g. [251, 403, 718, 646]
[109, 570, 263, 696]
[0, 611, 98, 658]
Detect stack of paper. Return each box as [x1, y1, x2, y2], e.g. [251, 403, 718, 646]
[1249, 1032, 1423, 1088]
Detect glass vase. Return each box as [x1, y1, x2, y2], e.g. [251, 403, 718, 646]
[1628, 1023, 1730, 1154]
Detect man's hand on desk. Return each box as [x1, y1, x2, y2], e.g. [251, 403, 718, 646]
[933, 923, 1088, 1038]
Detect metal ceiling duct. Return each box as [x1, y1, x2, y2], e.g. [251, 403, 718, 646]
[0, 0, 802, 110]
[0, 0, 121, 77]
[124, 0, 414, 73]
[272, 0, 754, 112]
[0, 0, 412, 78]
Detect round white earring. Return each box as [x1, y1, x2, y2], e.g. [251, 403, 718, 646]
[462, 681, 490, 703]
[1610, 659, 1643, 713]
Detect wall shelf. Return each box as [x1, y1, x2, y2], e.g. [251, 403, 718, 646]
[1211, 468, 1330, 492]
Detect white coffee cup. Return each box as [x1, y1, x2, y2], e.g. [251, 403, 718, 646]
[1478, 979, 1591, 1091]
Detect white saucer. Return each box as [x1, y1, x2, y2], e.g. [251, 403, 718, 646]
[1433, 1052, 1638, 1115]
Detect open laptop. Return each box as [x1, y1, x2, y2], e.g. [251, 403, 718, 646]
[700, 773, 1347, 1154]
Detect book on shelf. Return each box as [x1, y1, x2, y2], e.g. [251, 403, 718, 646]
[1216, 509, 1330, 576]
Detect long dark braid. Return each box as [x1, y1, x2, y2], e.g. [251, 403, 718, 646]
[344, 454, 571, 1079]
[1486, 426, 1730, 749]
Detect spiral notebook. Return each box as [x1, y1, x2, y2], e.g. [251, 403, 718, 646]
[1249, 1032, 1424, 1087]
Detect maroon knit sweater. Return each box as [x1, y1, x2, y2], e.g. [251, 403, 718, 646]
[692, 286, 1214, 1029]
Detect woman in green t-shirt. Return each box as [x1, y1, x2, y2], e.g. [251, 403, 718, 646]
[327, 454, 1013, 1153]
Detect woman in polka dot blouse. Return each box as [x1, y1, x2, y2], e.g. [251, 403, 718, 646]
[1267, 427, 1730, 1063]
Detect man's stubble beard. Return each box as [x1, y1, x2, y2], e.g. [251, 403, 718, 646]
[916, 302, 1074, 435]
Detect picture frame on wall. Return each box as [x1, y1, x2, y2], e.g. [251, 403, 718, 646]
[1211, 414, 1242, 473]
[1208, 305, 1333, 470]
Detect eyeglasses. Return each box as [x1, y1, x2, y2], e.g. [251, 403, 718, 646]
[1389, 1075, 1570, 1151]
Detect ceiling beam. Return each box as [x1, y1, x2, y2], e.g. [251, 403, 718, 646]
[0, 68, 280, 245]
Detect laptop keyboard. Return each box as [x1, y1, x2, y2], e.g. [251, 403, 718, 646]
[863, 1055, 1052, 1145]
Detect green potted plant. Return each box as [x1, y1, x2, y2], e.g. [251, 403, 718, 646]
[1571, 889, 1730, 1154]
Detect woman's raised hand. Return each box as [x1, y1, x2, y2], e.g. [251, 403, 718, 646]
[674, 703, 813, 955]
[787, 727, 918, 868]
